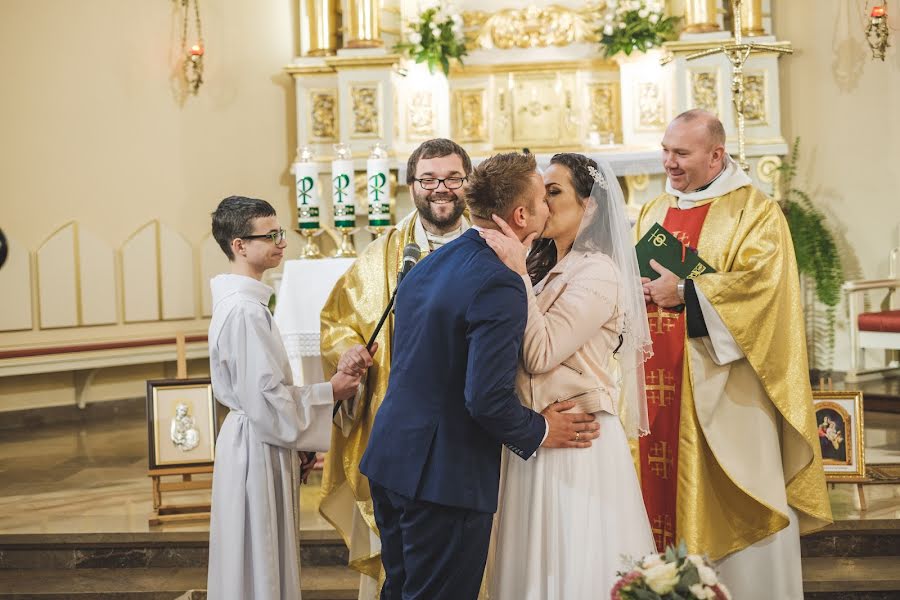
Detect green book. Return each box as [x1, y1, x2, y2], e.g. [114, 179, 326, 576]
[635, 222, 716, 281]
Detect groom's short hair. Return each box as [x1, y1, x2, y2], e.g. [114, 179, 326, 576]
[465, 152, 538, 220]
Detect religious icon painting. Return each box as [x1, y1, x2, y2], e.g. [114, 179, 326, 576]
[812, 391, 866, 480]
[146, 378, 218, 470]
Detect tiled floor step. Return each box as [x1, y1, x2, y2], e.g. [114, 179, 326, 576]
[0, 565, 357, 600]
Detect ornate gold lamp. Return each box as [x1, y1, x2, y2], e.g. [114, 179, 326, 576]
[331, 144, 358, 258]
[294, 146, 324, 259]
[866, 4, 891, 60]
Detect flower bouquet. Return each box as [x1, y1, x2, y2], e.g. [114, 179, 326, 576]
[599, 0, 679, 57]
[611, 542, 731, 600]
[394, 0, 467, 76]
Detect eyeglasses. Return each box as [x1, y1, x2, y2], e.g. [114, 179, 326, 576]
[242, 228, 286, 244]
[414, 176, 467, 191]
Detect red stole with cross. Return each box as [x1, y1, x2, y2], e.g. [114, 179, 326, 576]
[639, 202, 712, 552]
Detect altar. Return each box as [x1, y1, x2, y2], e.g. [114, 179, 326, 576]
[286, 0, 788, 256]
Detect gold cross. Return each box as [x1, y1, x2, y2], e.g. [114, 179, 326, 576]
[652, 514, 674, 550]
[646, 369, 676, 408]
[663, 0, 793, 172]
[648, 441, 674, 479]
[647, 308, 679, 335]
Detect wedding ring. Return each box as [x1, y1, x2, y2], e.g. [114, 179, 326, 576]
[575, 431, 581, 442]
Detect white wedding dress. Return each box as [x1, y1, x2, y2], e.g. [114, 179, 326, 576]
[488, 412, 655, 600]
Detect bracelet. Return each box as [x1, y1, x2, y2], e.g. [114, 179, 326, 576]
[676, 279, 686, 302]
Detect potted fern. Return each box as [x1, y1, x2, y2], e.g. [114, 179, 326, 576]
[778, 139, 844, 373]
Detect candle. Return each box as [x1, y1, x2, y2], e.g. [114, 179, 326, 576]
[367, 144, 391, 228]
[331, 145, 356, 229]
[190, 44, 204, 56]
[872, 6, 886, 18]
[294, 147, 320, 230]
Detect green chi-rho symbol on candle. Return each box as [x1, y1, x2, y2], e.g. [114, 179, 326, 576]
[297, 176, 314, 205]
[369, 172, 387, 202]
[333, 173, 351, 203]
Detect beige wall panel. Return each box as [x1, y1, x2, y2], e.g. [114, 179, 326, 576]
[0, 235, 34, 332]
[159, 224, 195, 320]
[200, 235, 230, 317]
[78, 227, 117, 326]
[122, 222, 160, 323]
[37, 223, 79, 329]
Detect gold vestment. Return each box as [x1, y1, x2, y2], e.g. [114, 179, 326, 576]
[635, 186, 832, 559]
[319, 214, 425, 578]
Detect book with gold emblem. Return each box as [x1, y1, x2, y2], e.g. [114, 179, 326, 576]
[635, 222, 716, 281]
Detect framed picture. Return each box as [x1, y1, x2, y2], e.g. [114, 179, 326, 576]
[147, 378, 218, 471]
[812, 390, 865, 480]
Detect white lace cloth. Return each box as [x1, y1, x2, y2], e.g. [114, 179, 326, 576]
[273, 257, 354, 384]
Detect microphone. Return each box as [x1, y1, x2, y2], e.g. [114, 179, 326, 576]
[366, 243, 420, 350]
[397, 243, 422, 288]
[334, 243, 421, 419]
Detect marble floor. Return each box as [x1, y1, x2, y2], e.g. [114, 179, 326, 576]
[1, 407, 899, 534]
[0, 414, 328, 534]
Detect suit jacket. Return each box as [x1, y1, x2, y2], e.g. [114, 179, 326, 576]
[359, 228, 547, 513]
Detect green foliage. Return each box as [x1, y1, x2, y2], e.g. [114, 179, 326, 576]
[393, 7, 467, 76]
[778, 138, 844, 369]
[599, 2, 679, 58]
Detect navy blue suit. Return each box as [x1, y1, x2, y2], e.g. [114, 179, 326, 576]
[359, 228, 546, 600]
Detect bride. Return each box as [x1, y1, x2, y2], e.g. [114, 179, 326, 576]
[480, 154, 656, 599]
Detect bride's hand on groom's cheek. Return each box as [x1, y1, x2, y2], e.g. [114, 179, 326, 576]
[539, 401, 601, 449]
[478, 215, 536, 276]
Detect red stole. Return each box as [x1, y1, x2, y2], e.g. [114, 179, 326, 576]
[639, 202, 712, 552]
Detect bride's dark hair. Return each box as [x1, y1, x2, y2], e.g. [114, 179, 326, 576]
[526, 153, 599, 285]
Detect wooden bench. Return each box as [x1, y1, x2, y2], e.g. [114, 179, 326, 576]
[0, 335, 209, 408]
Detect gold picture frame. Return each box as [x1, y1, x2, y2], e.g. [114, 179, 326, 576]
[147, 378, 218, 470]
[812, 390, 865, 480]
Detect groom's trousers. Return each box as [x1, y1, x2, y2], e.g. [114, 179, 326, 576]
[370, 482, 493, 600]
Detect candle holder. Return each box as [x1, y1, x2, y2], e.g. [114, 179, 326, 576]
[866, 4, 891, 61]
[331, 143, 358, 257]
[294, 146, 324, 259]
[366, 142, 392, 237]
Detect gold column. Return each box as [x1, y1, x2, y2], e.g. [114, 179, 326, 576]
[739, 0, 765, 36]
[301, 0, 338, 56]
[345, 0, 383, 48]
[684, 0, 721, 33]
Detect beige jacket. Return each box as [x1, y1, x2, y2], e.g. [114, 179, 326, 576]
[515, 251, 623, 415]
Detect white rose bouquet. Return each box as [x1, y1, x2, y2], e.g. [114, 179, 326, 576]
[394, 0, 467, 76]
[599, 0, 679, 57]
[611, 542, 732, 600]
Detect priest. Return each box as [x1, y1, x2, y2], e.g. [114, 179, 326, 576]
[319, 138, 473, 598]
[636, 109, 832, 598]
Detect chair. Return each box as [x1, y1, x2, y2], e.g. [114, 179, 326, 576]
[843, 247, 900, 382]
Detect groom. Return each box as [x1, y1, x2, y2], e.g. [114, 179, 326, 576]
[359, 152, 601, 600]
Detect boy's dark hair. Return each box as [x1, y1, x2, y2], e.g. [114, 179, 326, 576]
[211, 196, 276, 261]
[405, 138, 473, 185]
[465, 152, 538, 221]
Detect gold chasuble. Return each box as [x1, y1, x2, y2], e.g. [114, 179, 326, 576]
[635, 185, 832, 560]
[319, 212, 441, 579]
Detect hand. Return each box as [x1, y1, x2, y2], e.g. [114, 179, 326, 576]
[337, 343, 378, 377]
[330, 370, 361, 403]
[540, 400, 601, 449]
[299, 451, 317, 484]
[478, 214, 538, 276]
[642, 260, 681, 308]
[640, 277, 652, 303]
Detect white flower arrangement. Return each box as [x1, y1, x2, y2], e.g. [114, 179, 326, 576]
[394, 0, 467, 76]
[599, 0, 678, 57]
[611, 542, 732, 600]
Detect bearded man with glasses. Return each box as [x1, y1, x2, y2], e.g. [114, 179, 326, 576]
[319, 138, 473, 599]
